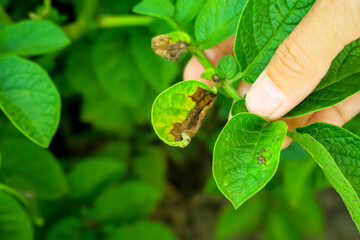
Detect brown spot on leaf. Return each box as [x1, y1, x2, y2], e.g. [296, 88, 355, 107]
[170, 87, 217, 142]
[211, 74, 220, 82]
[152, 35, 188, 62]
[257, 155, 266, 165]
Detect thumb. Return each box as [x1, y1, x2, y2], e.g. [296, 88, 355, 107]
[245, 0, 360, 120]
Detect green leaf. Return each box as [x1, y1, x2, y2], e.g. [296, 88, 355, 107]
[0, 139, 68, 199]
[286, 39, 360, 117]
[216, 55, 239, 79]
[200, 68, 216, 81]
[213, 113, 287, 208]
[0, 56, 61, 148]
[133, 147, 166, 189]
[292, 126, 360, 231]
[167, 31, 191, 43]
[130, 30, 179, 92]
[288, 191, 324, 238]
[195, 0, 246, 49]
[0, 191, 33, 240]
[296, 123, 360, 196]
[133, 0, 174, 20]
[46, 216, 95, 240]
[281, 144, 315, 207]
[92, 29, 145, 107]
[215, 197, 265, 239]
[0, 20, 70, 56]
[111, 221, 178, 240]
[265, 210, 300, 240]
[230, 99, 247, 116]
[175, 0, 206, 24]
[67, 157, 126, 201]
[91, 181, 162, 223]
[152, 80, 217, 148]
[46, 216, 80, 240]
[235, 0, 315, 83]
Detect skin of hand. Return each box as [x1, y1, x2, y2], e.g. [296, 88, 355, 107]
[184, 0, 360, 149]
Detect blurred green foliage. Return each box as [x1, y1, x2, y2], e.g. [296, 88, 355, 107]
[0, 0, 358, 240]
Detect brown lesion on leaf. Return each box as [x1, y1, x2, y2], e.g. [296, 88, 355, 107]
[257, 155, 266, 165]
[152, 35, 188, 62]
[170, 87, 217, 142]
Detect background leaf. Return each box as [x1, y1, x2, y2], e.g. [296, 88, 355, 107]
[0, 56, 61, 147]
[0, 191, 33, 240]
[213, 113, 287, 208]
[67, 157, 126, 201]
[0, 139, 68, 200]
[0, 20, 70, 56]
[91, 181, 162, 223]
[110, 220, 178, 240]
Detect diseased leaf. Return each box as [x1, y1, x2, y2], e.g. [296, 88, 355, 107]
[175, 0, 206, 24]
[216, 55, 239, 79]
[286, 39, 360, 117]
[230, 99, 247, 116]
[0, 191, 33, 240]
[213, 113, 287, 208]
[91, 181, 162, 223]
[0, 20, 70, 56]
[111, 221, 178, 240]
[292, 126, 360, 231]
[151, 34, 189, 62]
[0, 56, 61, 147]
[133, 0, 174, 20]
[0, 139, 68, 200]
[195, 0, 246, 49]
[152, 80, 217, 148]
[235, 0, 315, 83]
[67, 157, 126, 201]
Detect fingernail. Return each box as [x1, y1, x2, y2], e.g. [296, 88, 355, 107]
[246, 73, 284, 118]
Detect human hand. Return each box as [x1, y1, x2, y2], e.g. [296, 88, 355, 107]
[184, 0, 360, 148]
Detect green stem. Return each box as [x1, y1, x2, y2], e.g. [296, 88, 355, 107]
[79, 0, 98, 21]
[189, 46, 214, 69]
[286, 131, 294, 139]
[221, 81, 242, 101]
[228, 71, 245, 84]
[44, 0, 51, 10]
[98, 15, 153, 28]
[0, 4, 12, 24]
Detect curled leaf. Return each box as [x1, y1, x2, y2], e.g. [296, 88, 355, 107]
[151, 34, 189, 62]
[152, 80, 217, 147]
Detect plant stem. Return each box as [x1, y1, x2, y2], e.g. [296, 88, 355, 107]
[98, 15, 153, 28]
[228, 71, 245, 84]
[221, 81, 242, 101]
[44, 0, 51, 10]
[189, 46, 214, 69]
[286, 131, 294, 139]
[0, 4, 12, 24]
[79, 0, 98, 22]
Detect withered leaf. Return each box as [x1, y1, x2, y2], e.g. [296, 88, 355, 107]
[170, 87, 217, 142]
[151, 35, 188, 62]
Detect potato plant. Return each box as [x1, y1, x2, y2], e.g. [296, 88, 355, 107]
[139, 0, 360, 232]
[0, 0, 359, 239]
